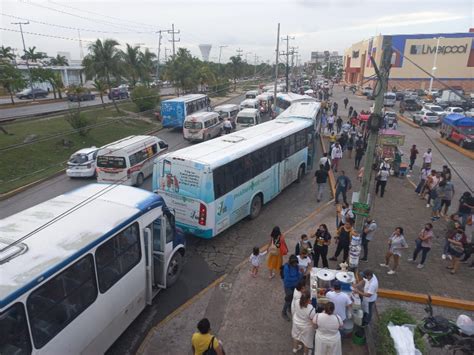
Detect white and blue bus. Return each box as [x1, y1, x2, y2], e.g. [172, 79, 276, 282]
[278, 100, 322, 136]
[152, 111, 316, 239]
[0, 184, 185, 354]
[274, 92, 315, 115]
[161, 94, 210, 128]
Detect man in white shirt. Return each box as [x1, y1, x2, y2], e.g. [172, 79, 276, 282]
[422, 148, 432, 168]
[352, 269, 378, 325]
[331, 142, 343, 172]
[339, 203, 354, 227]
[327, 114, 335, 132]
[326, 282, 352, 322]
[319, 152, 331, 171]
[361, 218, 377, 261]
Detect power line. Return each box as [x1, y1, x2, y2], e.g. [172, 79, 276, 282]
[1, 27, 95, 43]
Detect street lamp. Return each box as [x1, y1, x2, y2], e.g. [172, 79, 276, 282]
[429, 36, 443, 94]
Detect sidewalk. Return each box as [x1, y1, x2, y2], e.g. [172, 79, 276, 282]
[139, 201, 368, 355]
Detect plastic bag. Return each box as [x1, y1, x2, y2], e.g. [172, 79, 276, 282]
[387, 322, 416, 355]
[456, 315, 474, 336]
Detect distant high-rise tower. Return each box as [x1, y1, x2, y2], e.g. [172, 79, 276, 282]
[199, 44, 212, 61]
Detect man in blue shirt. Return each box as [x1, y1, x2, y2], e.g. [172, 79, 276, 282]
[282, 254, 302, 321]
[335, 171, 352, 205]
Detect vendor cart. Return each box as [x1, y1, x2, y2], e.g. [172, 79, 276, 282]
[374, 129, 405, 173]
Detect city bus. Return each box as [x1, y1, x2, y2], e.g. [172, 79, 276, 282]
[274, 92, 315, 115]
[161, 94, 210, 128]
[152, 115, 315, 238]
[0, 184, 185, 354]
[278, 100, 322, 134]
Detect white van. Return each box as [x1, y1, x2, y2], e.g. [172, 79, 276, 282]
[183, 112, 222, 142]
[240, 98, 259, 110]
[256, 93, 274, 114]
[96, 135, 168, 186]
[245, 90, 259, 99]
[214, 104, 239, 124]
[236, 108, 260, 130]
[383, 92, 397, 107]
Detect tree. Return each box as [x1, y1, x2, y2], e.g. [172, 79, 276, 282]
[49, 54, 69, 66]
[30, 68, 63, 99]
[131, 85, 159, 112]
[227, 56, 243, 90]
[92, 78, 107, 108]
[197, 64, 216, 91]
[0, 63, 26, 104]
[21, 46, 47, 62]
[164, 48, 200, 95]
[139, 48, 156, 86]
[0, 46, 15, 62]
[82, 39, 122, 112]
[121, 44, 141, 87]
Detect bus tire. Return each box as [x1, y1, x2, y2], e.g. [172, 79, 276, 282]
[249, 194, 262, 219]
[166, 252, 183, 287]
[136, 173, 144, 187]
[296, 165, 305, 183]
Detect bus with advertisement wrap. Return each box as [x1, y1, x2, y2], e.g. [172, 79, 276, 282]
[152, 111, 317, 238]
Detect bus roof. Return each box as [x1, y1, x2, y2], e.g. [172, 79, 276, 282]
[158, 117, 312, 169]
[0, 184, 165, 308]
[277, 92, 315, 103]
[98, 135, 160, 155]
[162, 94, 208, 104]
[278, 101, 321, 120]
[214, 104, 239, 111]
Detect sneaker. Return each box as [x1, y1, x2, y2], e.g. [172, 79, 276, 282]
[426, 204, 430, 208]
[380, 263, 389, 268]
[417, 264, 424, 269]
[293, 344, 303, 353]
[447, 255, 452, 260]
[407, 258, 414, 262]
[441, 254, 446, 260]
[387, 270, 396, 275]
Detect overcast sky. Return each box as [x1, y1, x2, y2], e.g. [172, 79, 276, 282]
[2, 0, 473, 64]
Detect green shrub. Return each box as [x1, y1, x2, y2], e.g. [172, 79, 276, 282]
[376, 308, 426, 355]
[65, 109, 96, 137]
[209, 80, 230, 97]
[131, 86, 159, 112]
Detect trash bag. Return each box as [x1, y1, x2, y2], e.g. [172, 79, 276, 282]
[387, 322, 416, 355]
[456, 315, 474, 336]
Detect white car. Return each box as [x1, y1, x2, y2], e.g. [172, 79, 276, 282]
[362, 86, 374, 96]
[445, 107, 465, 115]
[424, 104, 446, 119]
[413, 109, 441, 126]
[465, 108, 474, 117]
[66, 147, 99, 178]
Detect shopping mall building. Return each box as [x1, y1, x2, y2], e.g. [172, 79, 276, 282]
[344, 30, 474, 92]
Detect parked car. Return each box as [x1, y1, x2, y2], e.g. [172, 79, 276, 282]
[108, 86, 129, 100]
[444, 107, 465, 115]
[424, 104, 446, 120]
[16, 88, 48, 99]
[67, 90, 96, 102]
[412, 109, 441, 126]
[395, 91, 405, 101]
[400, 98, 422, 111]
[66, 147, 99, 178]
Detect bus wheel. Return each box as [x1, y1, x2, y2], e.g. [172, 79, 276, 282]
[166, 252, 183, 287]
[296, 165, 305, 183]
[136, 173, 144, 187]
[249, 194, 262, 219]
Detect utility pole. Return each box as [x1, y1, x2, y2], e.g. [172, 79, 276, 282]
[167, 24, 180, 58]
[245, 52, 252, 63]
[290, 46, 298, 81]
[281, 35, 294, 92]
[164, 47, 170, 62]
[273, 23, 280, 112]
[354, 36, 393, 235]
[218, 45, 227, 65]
[156, 30, 172, 83]
[12, 21, 34, 92]
[236, 48, 243, 58]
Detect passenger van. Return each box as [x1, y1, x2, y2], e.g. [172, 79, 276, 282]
[214, 104, 239, 125]
[236, 108, 260, 130]
[245, 90, 259, 99]
[183, 112, 222, 142]
[96, 135, 168, 187]
[256, 93, 274, 114]
[383, 92, 397, 107]
[240, 98, 259, 110]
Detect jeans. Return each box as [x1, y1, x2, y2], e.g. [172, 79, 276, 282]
[335, 187, 348, 204]
[333, 158, 340, 172]
[443, 238, 450, 255]
[316, 183, 325, 201]
[314, 245, 329, 268]
[363, 301, 376, 325]
[413, 243, 431, 265]
[415, 179, 425, 194]
[361, 235, 369, 259]
[355, 155, 363, 169]
[282, 286, 295, 315]
[409, 158, 416, 170]
[334, 242, 350, 262]
[375, 180, 387, 197]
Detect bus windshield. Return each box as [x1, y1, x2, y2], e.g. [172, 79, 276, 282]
[97, 156, 126, 168]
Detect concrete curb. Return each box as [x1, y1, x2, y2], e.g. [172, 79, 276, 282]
[438, 138, 474, 160]
[397, 113, 420, 128]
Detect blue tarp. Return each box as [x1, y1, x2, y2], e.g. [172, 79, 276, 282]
[443, 114, 474, 127]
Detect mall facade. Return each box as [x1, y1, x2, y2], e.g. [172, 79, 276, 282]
[344, 30, 474, 92]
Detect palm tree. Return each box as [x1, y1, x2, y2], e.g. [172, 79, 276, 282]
[139, 48, 156, 86]
[49, 54, 69, 66]
[21, 46, 47, 62]
[82, 39, 122, 112]
[0, 46, 15, 62]
[121, 44, 142, 88]
[92, 78, 107, 108]
[0, 63, 26, 104]
[197, 64, 216, 92]
[228, 56, 243, 91]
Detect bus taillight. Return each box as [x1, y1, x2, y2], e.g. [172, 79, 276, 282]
[199, 203, 207, 225]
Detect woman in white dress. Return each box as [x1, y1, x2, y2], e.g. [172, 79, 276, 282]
[291, 279, 308, 317]
[291, 291, 316, 354]
[313, 302, 343, 355]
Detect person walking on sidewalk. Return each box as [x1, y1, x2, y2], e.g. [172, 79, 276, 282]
[447, 227, 467, 274]
[191, 318, 224, 355]
[267, 226, 285, 279]
[409, 145, 419, 171]
[333, 102, 339, 116]
[282, 255, 302, 321]
[313, 302, 343, 355]
[327, 114, 335, 133]
[458, 191, 474, 228]
[440, 179, 455, 217]
[354, 143, 365, 169]
[346, 135, 354, 159]
[328, 131, 337, 153]
[375, 167, 390, 198]
[335, 171, 351, 205]
[425, 170, 441, 208]
[422, 148, 433, 168]
[330, 221, 355, 263]
[249, 247, 268, 278]
[360, 218, 377, 262]
[343, 97, 349, 109]
[331, 143, 343, 172]
[352, 270, 378, 326]
[314, 164, 329, 203]
[319, 153, 331, 172]
[348, 106, 353, 119]
[415, 165, 431, 195]
[336, 116, 343, 134]
[312, 224, 332, 268]
[291, 291, 316, 355]
[326, 281, 352, 322]
[442, 214, 461, 260]
[409, 223, 434, 269]
[380, 227, 408, 275]
[295, 233, 312, 256]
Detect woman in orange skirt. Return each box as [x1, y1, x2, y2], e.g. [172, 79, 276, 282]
[267, 226, 284, 278]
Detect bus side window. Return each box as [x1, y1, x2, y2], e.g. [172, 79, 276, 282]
[152, 219, 162, 252]
[95, 222, 141, 293]
[0, 303, 32, 354]
[165, 213, 174, 243]
[27, 255, 97, 349]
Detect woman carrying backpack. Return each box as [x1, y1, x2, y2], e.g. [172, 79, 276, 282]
[191, 318, 224, 355]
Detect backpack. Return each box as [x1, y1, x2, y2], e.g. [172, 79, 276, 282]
[324, 159, 330, 171]
[203, 336, 217, 355]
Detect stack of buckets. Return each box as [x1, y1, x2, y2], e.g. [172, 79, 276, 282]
[349, 234, 362, 268]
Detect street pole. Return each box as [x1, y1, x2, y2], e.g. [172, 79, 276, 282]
[354, 36, 393, 234]
[428, 36, 442, 94]
[12, 21, 34, 92]
[281, 35, 294, 92]
[156, 30, 163, 83]
[218, 45, 227, 65]
[254, 54, 258, 78]
[274, 23, 280, 110]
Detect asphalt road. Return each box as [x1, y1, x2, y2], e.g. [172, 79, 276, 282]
[0, 87, 175, 120]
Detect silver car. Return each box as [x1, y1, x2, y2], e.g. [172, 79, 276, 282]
[413, 109, 441, 126]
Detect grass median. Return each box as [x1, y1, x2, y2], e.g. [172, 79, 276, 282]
[0, 105, 160, 194]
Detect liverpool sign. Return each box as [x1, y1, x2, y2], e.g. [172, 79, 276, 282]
[410, 44, 468, 55]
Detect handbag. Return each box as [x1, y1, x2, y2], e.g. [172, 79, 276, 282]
[280, 236, 288, 256]
[203, 336, 217, 355]
[268, 238, 279, 256]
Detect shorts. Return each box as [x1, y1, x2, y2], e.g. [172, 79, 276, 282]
[440, 199, 451, 208]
